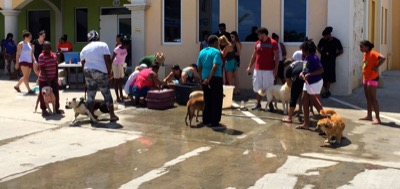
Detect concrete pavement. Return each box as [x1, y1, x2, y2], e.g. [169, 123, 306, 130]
[0, 71, 399, 189]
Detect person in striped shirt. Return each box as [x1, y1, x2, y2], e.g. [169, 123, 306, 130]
[38, 41, 63, 116]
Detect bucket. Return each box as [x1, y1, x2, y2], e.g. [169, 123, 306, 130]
[222, 85, 235, 109]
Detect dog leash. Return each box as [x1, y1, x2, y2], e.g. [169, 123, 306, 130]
[305, 80, 323, 107]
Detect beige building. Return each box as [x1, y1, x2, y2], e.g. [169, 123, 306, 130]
[1, 0, 399, 95]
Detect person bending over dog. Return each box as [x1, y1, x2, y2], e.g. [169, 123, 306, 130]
[80, 30, 119, 122]
[38, 41, 63, 116]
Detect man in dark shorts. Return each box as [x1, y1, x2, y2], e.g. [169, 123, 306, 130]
[281, 59, 305, 123]
[317, 26, 343, 98]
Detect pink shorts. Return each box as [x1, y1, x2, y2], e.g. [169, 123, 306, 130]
[363, 79, 378, 87]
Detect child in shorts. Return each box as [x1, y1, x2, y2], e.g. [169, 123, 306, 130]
[111, 38, 130, 102]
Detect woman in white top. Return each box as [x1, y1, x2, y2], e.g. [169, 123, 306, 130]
[14, 30, 37, 94]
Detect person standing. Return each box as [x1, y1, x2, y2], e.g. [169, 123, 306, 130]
[272, 33, 287, 84]
[296, 40, 324, 130]
[1, 33, 17, 79]
[32, 30, 46, 61]
[231, 31, 242, 95]
[359, 40, 386, 125]
[246, 27, 279, 111]
[14, 30, 37, 94]
[317, 27, 343, 98]
[197, 35, 224, 128]
[215, 23, 231, 42]
[111, 38, 130, 102]
[38, 41, 63, 116]
[219, 36, 235, 86]
[245, 26, 259, 42]
[80, 30, 119, 123]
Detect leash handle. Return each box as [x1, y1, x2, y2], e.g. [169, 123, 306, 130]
[305, 80, 323, 107]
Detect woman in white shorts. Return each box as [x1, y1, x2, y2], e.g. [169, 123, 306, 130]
[297, 40, 324, 130]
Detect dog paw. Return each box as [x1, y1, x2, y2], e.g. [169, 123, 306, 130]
[324, 139, 330, 143]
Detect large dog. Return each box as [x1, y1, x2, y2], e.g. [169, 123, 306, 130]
[65, 98, 110, 124]
[41, 86, 56, 114]
[317, 109, 345, 144]
[185, 91, 204, 127]
[266, 83, 291, 114]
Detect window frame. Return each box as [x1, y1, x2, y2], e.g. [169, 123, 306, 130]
[75, 7, 89, 43]
[162, 0, 182, 46]
[236, 0, 262, 44]
[281, 0, 309, 46]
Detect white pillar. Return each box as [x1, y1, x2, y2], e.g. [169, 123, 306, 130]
[125, 1, 150, 67]
[0, 10, 20, 40]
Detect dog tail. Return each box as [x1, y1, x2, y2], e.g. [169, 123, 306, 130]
[320, 109, 337, 116]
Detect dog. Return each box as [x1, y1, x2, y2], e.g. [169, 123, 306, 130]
[317, 109, 345, 144]
[41, 86, 56, 114]
[65, 98, 109, 124]
[185, 91, 204, 127]
[266, 83, 291, 114]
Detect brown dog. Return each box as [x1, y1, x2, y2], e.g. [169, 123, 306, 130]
[317, 109, 345, 144]
[185, 95, 204, 127]
[41, 86, 56, 114]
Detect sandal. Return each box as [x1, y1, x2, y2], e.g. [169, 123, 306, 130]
[14, 86, 21, 93]
[359, 117, 373, 121]
[281, 118, 293, 123]
[295, 125, 310, 130]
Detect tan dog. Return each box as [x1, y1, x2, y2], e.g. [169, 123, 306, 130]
[266, 83, 291, 114]
[41, 86, 56, 114]
[317, 109, 345, 144]
[185, 91, 204, 127]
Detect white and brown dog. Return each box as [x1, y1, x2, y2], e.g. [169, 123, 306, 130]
[185, 91, 204, 127]
[266, 83, 291, 114]
[41, 86, 56, 114]
[65, 97, 98, 124]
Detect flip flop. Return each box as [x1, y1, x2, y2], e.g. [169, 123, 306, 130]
[281, 118, 293, 123]
[359, 117, 373, 121]
[295, 125, 310, 130]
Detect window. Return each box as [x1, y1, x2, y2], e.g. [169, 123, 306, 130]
[199, 0, 220, 41]
[28, 10, 51, 41]
[283, 0, 307, 43]
[75, 8, 88, 43]
[163, 0, 181, 44]
[238, 0, 261, 42]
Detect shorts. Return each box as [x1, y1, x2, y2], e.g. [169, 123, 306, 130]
[253, 70, 274, 93]
[19, 62, 33, 69]
[129, 86, 150, 98]
[84, 69, 113, 106]
[363, 76, 379, 87]
[277, 61, 285, 79]
[303, 79, 323, 95]
[112, 64, 124, 79]
[225, 59, 237, 72]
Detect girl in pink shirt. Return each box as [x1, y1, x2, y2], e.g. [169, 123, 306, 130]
[111, 38, 130, 102]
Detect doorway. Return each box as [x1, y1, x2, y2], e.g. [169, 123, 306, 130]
[28, 10, 51, 41]
[100, 8, 132, 66]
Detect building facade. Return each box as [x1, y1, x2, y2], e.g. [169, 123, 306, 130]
[0, 0, 398, 95]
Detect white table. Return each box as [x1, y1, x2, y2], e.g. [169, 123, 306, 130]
[58, 62, 83, 88]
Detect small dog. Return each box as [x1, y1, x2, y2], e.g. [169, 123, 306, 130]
[266, 83, 291, 114]
[317, 109, 345, 144]
[65, 98, 109, 124]
[185, 91, 204, 127]
[41, 86, 56, 114]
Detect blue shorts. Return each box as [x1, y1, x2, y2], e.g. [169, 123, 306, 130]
[225, 59, 237, 72]
[129, 86, 150, 98]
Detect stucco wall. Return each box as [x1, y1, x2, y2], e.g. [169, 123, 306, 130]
[392, 0, 400, 70]
[145, 0, 328, 90]
[351, 0, 366, 90]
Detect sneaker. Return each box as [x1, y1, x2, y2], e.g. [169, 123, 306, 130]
[27, 90, 36, 95]
[251, 103, 261, 110]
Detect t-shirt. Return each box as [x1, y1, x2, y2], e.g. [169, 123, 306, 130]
[1, 40, 17, 54]
[80, 41, 110, 73]
[254, 38, 279, 70]
[57, 42, 73, 52]
[32, 39, 44, 60]
[285, 60, 305, 82]
[303, 54, 323, 84]
[292, 50, 303, 61]
[317, 37, 343, 63]
[38, 52, 58, 82]
[113, 45, 128, 65]
[124, 70, 140, 94]
[196, 47, 223, 79]
[139, 55, 156, 67]
[363, 50, 381, 80]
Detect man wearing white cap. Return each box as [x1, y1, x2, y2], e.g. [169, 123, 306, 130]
[124, 64, 148, 96]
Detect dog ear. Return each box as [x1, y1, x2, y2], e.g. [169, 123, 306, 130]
[72, 98, 76, 101]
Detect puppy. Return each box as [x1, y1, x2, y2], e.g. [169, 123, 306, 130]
[185, 96, 204, 127]
[41, 86, 56, 114]
[317, 109, 345, 144]
[266, 83, 291, 114]
[65, 97, 98, 124]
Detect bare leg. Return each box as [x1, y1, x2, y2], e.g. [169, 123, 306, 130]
[310, 94, 323, 113]
[233, 68, 240, 94]
[300, 92, 310, 128]
[118, 79, 124, 99]
[226, 71, 234, 86]
[360, 84, 373, 120]
[369, 85, 381, 124]
[114, 79, 121, 102]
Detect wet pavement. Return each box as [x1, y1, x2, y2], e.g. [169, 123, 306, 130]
[0, 71, 399, 189]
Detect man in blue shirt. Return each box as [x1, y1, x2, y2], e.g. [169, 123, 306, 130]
[197, 35, 224, 128]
